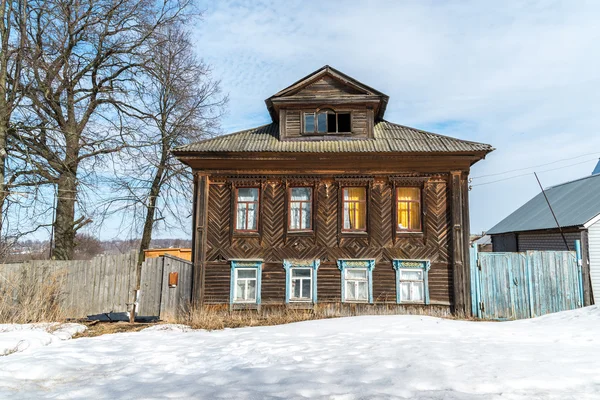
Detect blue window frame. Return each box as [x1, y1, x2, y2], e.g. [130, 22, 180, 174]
[392, 259, 430, 304]
[283, 259, 320, 303]
[230, 260, 263, 304]
[337, 259, 375, 303]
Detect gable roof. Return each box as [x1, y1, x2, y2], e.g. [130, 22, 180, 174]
[487, 173, 600, 234]
[173, 120, 493, 154]
[265, 65, 389, 122]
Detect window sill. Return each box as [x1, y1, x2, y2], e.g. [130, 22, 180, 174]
[341, 231, 368, 238]
[233, 231, 260, 238]
[287, 230, 314, 236]
[396, 231, 424, 238]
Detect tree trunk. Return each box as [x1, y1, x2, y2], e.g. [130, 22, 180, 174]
[138, 168, 164, 267]
[52, 167, 78, 260]
[0, 118, 7, 236]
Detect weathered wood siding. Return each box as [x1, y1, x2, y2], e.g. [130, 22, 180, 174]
[294, 75, 364, 97]
[203, 176, 453, 306]
[0, 252, 138, 318]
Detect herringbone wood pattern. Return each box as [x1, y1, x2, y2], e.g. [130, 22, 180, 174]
[204, 178, 453, 304]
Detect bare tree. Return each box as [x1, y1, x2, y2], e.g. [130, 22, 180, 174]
[0, 0, 27, 237]
[10, 0, 194, 259]
[108, 25, 226, 264]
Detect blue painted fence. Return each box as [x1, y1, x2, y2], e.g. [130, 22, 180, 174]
[470, 244, 584, 320]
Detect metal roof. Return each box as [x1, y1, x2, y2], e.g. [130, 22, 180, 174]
[487, 173, 600, 234]
[173, 120, 493, 154]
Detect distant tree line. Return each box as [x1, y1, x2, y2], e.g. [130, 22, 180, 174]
[0, 0, 227, 262]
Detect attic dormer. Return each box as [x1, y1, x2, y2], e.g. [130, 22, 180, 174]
[265, 66, 389, 140]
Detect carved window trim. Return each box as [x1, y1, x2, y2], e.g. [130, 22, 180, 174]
[283, 259, 320, 304]
[395, 187, 423, 233]
[287, 186, 314, 232]
[391, 177, 428, 242]
[337, 259, 376, 303]
[230, 260, 263, 305]
[233, 186, 261, 233]
[392, 259, 430, 305]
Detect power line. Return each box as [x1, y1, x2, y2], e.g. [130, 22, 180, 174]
[471, 158, 597, 188]
[471, 151, 600, 180]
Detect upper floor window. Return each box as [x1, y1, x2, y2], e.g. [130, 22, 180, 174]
[235, 187, 259, 231]
[289, 187, 312, 231]
[342, 187, 367, 231]
[303, 110, 351, 134]
[397, 187, 421, 232]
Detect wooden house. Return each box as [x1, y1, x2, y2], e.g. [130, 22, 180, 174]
[173, 66, 493, 316]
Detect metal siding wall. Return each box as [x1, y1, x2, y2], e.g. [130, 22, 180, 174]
[517, 232, 581, 252]
[588, 220, 600, 302]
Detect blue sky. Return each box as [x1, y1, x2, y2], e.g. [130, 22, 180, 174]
[184, 0, 600, 235]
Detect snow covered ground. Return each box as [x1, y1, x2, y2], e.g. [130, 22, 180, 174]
[1, 307, 599, 399]
[0, 323, 86, 356]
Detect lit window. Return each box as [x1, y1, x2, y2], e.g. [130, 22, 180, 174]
[283, 259, 320, 303]
[236, 188, 259, 231]
[397, 187, 421, 231]
[393, 260, 430, 304]
[289, 187, 312, 231]
[337, 259, 375, 303]
[304, 111, 351, 133]
[230, 260, 262, 304]
[342, 187, 366, 231]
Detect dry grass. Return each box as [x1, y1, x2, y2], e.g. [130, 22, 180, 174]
[72, 321, 153, 338]
[171, 303, 453, 330]
[0, 266, 68, 324]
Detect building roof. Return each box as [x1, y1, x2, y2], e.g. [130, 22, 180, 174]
[487, 173, 600, 235]
[265, 65, 390, 122]
[592, 159, 600, 176]
[173, 120, 493, 154]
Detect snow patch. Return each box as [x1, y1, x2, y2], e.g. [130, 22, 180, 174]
[0, 323, 86, 356]
[142, 324, 193, 333]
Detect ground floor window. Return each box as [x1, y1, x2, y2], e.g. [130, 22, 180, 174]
[337, 259, 375, 303]
[230, 260, 263, 304]
[283, 259, 320, 303]
[392, 259, 430, 304]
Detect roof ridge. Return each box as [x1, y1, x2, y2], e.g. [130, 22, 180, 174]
[546, 170, 600, 190]
[379, 120, 494, 148]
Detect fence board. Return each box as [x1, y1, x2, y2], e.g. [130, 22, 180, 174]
[471, 246, 582, 320]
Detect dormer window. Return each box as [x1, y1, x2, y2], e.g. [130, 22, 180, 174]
[303, 110, 351, 134]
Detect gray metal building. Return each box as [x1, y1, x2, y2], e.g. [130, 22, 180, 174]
[487, 161, 600, 305]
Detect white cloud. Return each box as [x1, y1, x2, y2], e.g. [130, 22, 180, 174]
[193, 0, 600, 232]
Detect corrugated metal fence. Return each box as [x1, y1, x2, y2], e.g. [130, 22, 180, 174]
[470, 245, 584, 320]
[0, 253, 192, 320]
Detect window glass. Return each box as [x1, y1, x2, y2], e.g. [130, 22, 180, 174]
[238, 269, 256, 279]
[236, 188, 259, 231]
[346, 268, 367, 279]
[235, 269, 257, 302]
[289, 187, 312, 230]
[397, 187, 421, 231]
[400, 270, 423, 281]
[290, 268, 312, 300]
[343, 187, 367, 231]
[304, 113, 315, 132]
[317, 112, 327, 133]
[292, 269, 311, 278]
[398, 268, 425, 303]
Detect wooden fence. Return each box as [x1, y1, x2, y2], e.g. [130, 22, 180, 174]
[470, 245, 583, 320]
[138, 255, 193, 320]
[0, 252, 192, 320]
